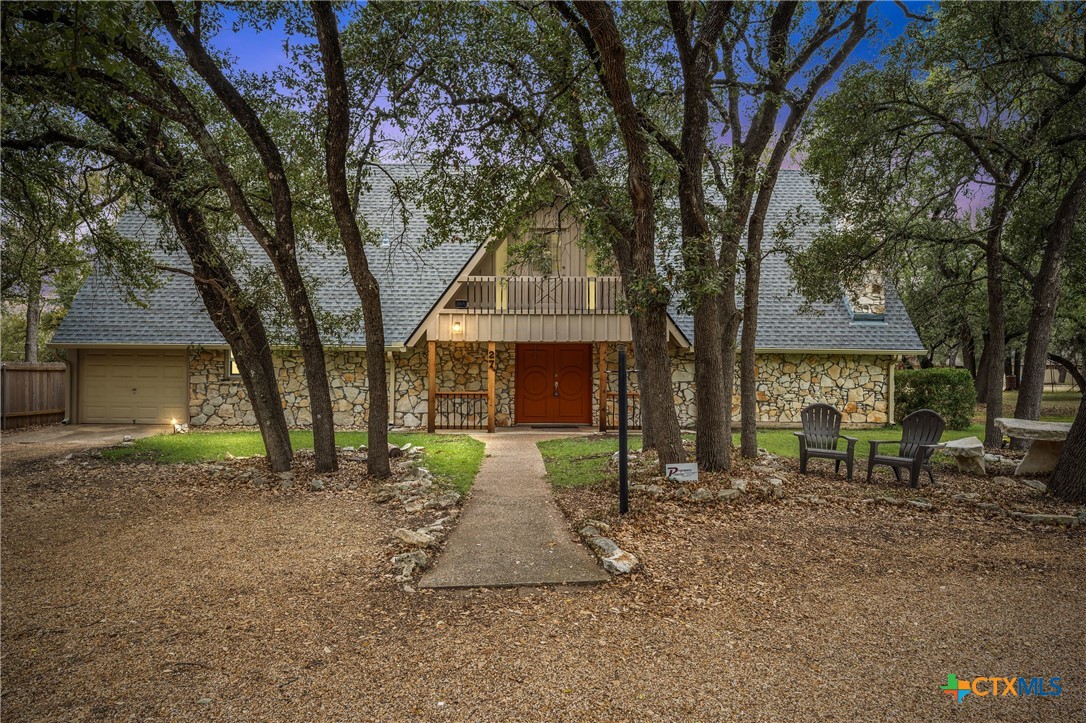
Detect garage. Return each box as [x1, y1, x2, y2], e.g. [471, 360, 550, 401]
[79, 350, 188, 424]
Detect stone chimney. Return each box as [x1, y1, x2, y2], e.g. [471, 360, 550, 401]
[847, 269, 886, 319]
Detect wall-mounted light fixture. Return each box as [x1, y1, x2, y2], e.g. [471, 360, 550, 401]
[451, 320, 463, 336]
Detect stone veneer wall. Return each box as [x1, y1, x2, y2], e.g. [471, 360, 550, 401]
[187, 345, 893, 428]
[188, 348, 372, 427]
[392, 343, 515, 428]
[753, 353, 890, 425]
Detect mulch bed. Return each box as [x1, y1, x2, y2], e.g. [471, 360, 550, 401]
[2, 441, 1083, 721]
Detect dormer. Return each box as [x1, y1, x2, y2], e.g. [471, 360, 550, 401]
[844, 269, 886, 322]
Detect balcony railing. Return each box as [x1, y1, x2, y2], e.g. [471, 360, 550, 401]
[457, 276, 623, 314]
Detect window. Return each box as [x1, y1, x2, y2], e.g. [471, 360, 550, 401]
[226, 349, 241, 378]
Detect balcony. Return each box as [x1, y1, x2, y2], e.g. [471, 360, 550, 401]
[455, 276, 623, 314]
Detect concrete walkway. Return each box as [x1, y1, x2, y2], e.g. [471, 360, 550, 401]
[419, 433, 608, 589]
[5, 424, 170, 446]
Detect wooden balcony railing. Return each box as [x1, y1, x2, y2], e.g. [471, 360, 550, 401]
[457, 276, 623, 314]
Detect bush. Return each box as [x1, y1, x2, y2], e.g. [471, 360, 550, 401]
[895, 367, 975, 430]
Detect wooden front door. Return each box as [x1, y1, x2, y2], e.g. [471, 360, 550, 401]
[515, 344, 592, 424]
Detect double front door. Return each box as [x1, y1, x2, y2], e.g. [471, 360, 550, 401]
[515, 343, 592, 424]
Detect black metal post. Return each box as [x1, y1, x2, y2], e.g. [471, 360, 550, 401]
[618, 344, 629, 515]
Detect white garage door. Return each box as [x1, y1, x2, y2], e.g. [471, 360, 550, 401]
[80, 350, 188, 424]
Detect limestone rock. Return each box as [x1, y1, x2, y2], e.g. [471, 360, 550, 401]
[601, 549, 639, 575]
[393, 549, 429, 568]
[579, 525, 601, 538]
[394, 528, 435, 547]
[1008, 512, 1078, 527]
[424, 491, 462, 509]
[994, 418, 1072, 441]
[591, 537, 620, 556]
[731, 479, 749, 493]
[952, 492, 980, 501]
[716, 488, 741, 502]
[943, 436, 986, 475]
[690, 488, 714, 503]
[907, 500, 933, 510]
[1021, 479, 1048, 493]
[388, 444, 404, 458]
[585, 519, 610, 534]
[392, 549, 429, 578]
[309, 478, 325, 492]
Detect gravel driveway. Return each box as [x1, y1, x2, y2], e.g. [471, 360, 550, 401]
[2, 445, 1083, 721]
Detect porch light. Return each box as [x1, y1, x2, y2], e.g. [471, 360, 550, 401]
[452, 320, 463, 335]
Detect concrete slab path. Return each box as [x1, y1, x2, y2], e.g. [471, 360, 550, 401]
[6, 424, 170, 446]
[419, 433, 608, 589]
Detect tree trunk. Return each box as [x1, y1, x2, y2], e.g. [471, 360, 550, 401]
[1015, 165, 1086, 424]
[159, 2, 337, 472]
[23, 275, 41, 363]
[573, 0, 684, 467]
[960, 321, 976, 378]
[976, 332, 990, 402]
[739, 246, 761, 457]
[693, 299, 729, 470]
[666, 2, 732, 472]
[281, 268, 338, 472]
[312, 4, 390, 478]
[164, 200, 294, 472]
[983, 203, 1007, 449]
[1048, 394, 1086, 504]
[1048, 352, 1086, 393]
[721, 294, 741, 451]
[628, 310, 685, 468]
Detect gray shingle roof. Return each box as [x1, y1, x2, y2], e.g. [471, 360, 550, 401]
[668, 172, 924, 352]
[52, 167, 923, 353]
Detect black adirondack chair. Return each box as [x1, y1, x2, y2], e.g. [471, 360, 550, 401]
[866, 409, 946, 488]
[795, 403, 858, 481]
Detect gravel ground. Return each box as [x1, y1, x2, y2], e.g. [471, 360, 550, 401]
[2, 441, 1083, 721]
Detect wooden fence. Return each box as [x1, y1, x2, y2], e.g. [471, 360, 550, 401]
[1, 362, 66, 430]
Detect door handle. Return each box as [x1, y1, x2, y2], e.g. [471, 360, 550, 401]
[553, 378, 559, 397]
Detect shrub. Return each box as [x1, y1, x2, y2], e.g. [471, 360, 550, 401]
[894, 367, 975, 430]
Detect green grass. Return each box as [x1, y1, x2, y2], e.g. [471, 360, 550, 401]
[538, 424, 994, 489]
[102, 431, 485, 494]
[748, 424, 988, 460]
[994, 389, 1081, 424]
[538, 436, 643, 488]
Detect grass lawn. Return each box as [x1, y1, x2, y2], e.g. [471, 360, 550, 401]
[749, 424, 988, 459]
[538, 437, 644, 488]
[102, 431, 485, 494]
[998, 388, 1081, 422]
[540, 425, 990, 488]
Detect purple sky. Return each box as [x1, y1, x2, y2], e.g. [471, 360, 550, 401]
[209, 1, 931, 170]
[216, 2, 927, 79]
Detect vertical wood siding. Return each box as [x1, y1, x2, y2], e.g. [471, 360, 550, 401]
[0, 362, 66, 430]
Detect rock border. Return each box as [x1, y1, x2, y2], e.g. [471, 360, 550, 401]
[577, 520, 640, 575]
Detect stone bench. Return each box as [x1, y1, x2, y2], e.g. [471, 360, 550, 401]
[943, 436, 986, 475]
[994, 418, 1073, 476]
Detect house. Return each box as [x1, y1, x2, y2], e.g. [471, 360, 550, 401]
[49, 167, 925, 431]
